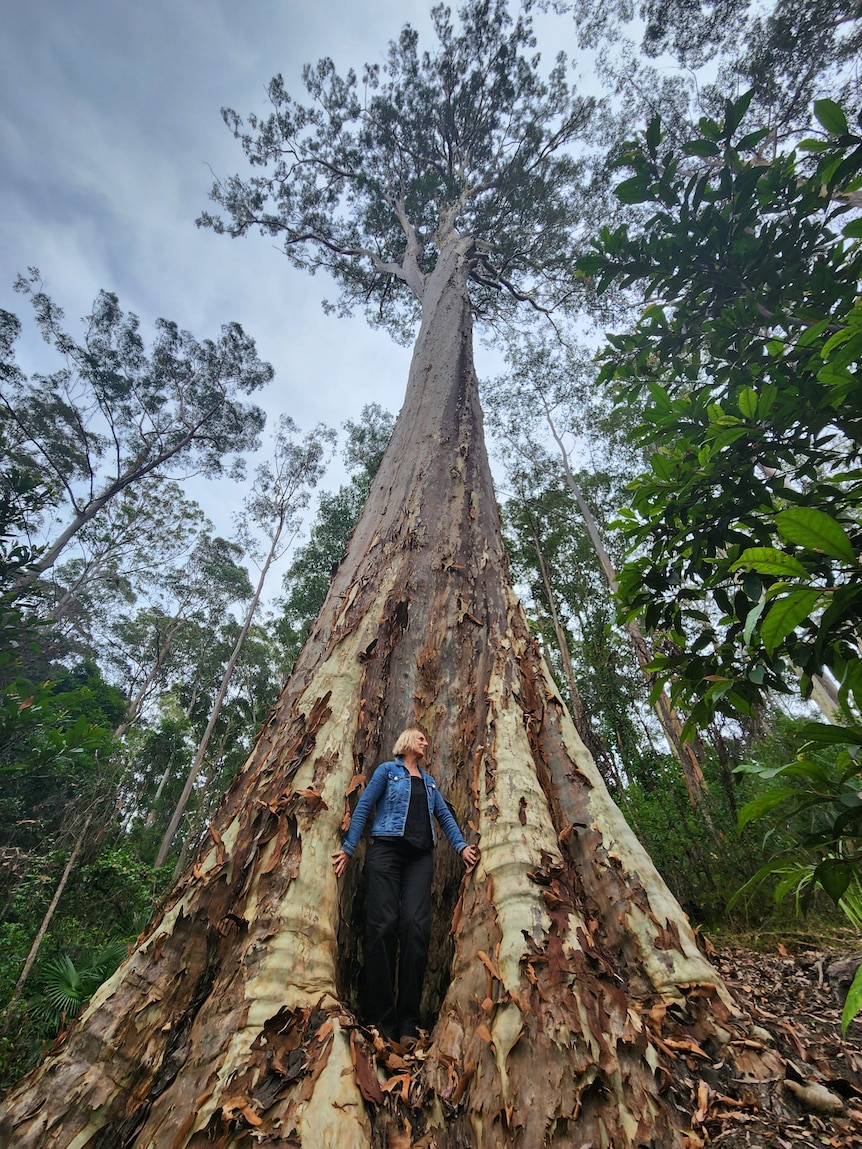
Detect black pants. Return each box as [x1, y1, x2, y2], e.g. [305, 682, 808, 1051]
[363, 838, 433, 1039]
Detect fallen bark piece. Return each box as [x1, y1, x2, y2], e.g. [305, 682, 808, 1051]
[783, 1078, 844, 1115]
[827, 953, 862, 1008]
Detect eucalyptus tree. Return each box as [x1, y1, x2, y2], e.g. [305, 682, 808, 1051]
[106, 534, 253, 739]
[48, 478, 208, 649]
[1, 5, 783, 1146]
[500, 458, 649, 792]
[155, 417, 334, 868]
[1, 273, 270, 583]
[569, 0, 862, 143]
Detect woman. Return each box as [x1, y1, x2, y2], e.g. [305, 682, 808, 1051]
[332, 728, 478, 1043]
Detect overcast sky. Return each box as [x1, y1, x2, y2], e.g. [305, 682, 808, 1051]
[0, 0, 586, 592]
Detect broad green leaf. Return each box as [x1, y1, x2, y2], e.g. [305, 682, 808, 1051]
[650, 452, 673, 481]
[796, 319, 831, 349]
[798, 721, 862, 748]
[683, 139, 720, 157]
[841, 964, 862, 1036]
[814, 99, 849, 137]
[843, 219, 862, 239]
[776, 506, 856, 564]
[743, 600, 766, 646]
[737, 388, 758, 419]
[737, 128, 770, 151]
[761, 588, 821, 654]
[815, 858, 852, 904]
[615, 175, 651, 204]
[737, 788, 799, 829]
[729, 547, 808, 578]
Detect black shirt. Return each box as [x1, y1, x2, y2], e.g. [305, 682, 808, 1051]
[402, 775, 433, 850]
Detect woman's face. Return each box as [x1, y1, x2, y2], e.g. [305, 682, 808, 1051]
[414, 733, 428, 758]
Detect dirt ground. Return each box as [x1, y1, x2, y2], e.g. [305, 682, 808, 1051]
[688, 931, 862, 1147]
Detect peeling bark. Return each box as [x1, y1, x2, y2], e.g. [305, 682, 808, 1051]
[0, 240, 787, 1147]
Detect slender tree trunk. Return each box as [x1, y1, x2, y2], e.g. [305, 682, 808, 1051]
[154, 525, 282, 867]
[524, 509, 621, 789]
[0, 240, 785, 1147]
[543, 427, 713, 820]
[114, 617, 185, 739]
[0, 814, 92, 1039]
[171, 720, 234, 881]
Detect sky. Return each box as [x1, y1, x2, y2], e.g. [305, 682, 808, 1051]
[0, 0, 586, 594]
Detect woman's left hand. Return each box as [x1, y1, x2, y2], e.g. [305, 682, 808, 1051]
[460, 845, 479, 868]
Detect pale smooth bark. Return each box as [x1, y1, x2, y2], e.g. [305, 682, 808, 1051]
[0, 240, 784, 1147]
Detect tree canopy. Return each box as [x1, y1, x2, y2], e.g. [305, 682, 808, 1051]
[1, 274, 271, 579]
[199, 0, 603, 338]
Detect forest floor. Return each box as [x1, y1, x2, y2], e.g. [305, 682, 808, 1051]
[686, 923, 862, 1147]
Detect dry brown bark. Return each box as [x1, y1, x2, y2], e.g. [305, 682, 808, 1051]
[0, 238, 796, 1147]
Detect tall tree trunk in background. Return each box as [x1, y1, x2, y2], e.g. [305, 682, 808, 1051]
[544, 425, 713, 824]
[0, 241, 780, 1147]
[0, 814, 93, 1040]
[155, 527, 281, 868]
[524, 509, 622, 791]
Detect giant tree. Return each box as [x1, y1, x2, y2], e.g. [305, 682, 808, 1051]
[0, 5, 790, 1146]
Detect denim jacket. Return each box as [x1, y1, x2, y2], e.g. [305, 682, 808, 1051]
[341, 759, 468, 856]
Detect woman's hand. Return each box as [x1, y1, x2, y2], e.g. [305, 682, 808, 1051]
[331, 850, 350, 877]
[460, 845, 479, 868]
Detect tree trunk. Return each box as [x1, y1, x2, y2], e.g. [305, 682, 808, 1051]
[0, 814, 93, 1039]
[0, 240, 781, 1146]
[544, 436, 713, 822]
[114, 616, 185, 740]
[524, 509, 621, 790]
[155, 527, 280, 867]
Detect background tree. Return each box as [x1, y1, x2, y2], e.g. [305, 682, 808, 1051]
[0, 6, 786, 1146]
[484, 335, 713, 817]
[155, 416, 334, 867]
[569, 0, 862, 144]
[1, 273, 270, 582]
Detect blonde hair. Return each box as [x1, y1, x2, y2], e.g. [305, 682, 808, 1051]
[392, 728, 427, 757]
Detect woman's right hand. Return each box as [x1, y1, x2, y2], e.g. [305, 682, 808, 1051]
[331, 849, 350, 877]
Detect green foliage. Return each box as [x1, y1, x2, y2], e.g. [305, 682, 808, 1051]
[731, 721, 862, 898]
[623, 737, 781, 924]
[0, 843, 164, 1087]
[1, 273, 270, 581]
[581, 92, 862, 733]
